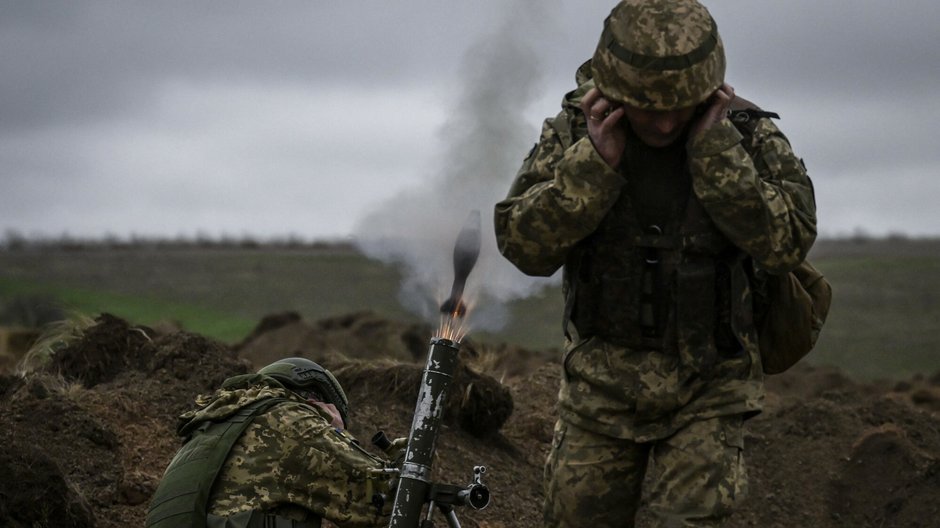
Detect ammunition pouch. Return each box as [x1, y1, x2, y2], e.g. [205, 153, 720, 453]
[563, 191, 746, 375]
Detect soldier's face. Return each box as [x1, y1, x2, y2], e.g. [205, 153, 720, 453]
[621, 105, 696, 148]
[310, 400, 346, 430]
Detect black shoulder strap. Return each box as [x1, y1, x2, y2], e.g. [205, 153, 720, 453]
[146, 397, 289, 528]
[728, 107, 779, 125]
[727, 95, 779, 132]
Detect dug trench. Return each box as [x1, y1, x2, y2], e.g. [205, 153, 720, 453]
[1, 312, 939, 528]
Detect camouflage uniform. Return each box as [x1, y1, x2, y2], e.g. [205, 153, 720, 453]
[493, 3, 816, 522]
[154, 375, 393, 528]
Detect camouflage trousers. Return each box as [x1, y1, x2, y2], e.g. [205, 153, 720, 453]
[544, 415, 747, 528]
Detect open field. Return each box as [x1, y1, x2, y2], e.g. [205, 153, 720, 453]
[2, 239, 940, 527]
[2, 238, 939, 380]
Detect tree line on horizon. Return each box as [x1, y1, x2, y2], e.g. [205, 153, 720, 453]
[1, 229, 934, 253]
[0, 230, 355, 252]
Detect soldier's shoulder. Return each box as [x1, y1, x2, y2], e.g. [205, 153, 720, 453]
[727, 94, 788, 143]
[257, 400, 333, 434]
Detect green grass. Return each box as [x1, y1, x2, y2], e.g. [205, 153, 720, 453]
[0, 248, 413, 339]
[1, 240, 939, 380]
[0, 276, 254, 343]
[809, 256, 940, 380]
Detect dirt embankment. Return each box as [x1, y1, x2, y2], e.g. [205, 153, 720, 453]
[2, 312, 939, 527]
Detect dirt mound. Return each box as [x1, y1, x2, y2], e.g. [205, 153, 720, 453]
[3, 312, 940, 528]
[0, 376, 120, 526]
[0, 315, 251, 527]
[238, 311, 555, 384]
[237, 311, 432, 367]
[327, 354, 514, 437]
[0, 439, 96, 528]
[47, 313, 154, 386]
[888, 372, 940, 415]
[831, 424, 940, 527]
[238, 311, 515, 436]
[719, 366, 940, 528]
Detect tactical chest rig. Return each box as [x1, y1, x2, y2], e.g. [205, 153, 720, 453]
[563, 103, 776, 375]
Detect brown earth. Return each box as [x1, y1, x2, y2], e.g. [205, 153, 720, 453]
[2, 312, 940, 527]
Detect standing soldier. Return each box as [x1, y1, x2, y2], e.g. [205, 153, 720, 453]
[494, 0, 816, 526]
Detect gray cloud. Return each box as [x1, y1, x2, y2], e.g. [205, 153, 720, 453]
[0, 1, 510, 129]
[1, 0, 938, 247]
[710, 2, 940, 91]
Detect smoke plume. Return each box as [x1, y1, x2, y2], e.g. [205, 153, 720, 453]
[353, 0, 557, 331]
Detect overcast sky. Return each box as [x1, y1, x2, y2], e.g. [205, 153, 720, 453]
[5, 0, 937, 324]
[3, 0, 939, 244]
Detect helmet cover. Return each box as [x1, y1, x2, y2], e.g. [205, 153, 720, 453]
[591, 0, 726, 110]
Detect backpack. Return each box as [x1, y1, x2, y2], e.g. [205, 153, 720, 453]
[753, 259, 833, 374]
[728, 100, 833, 374]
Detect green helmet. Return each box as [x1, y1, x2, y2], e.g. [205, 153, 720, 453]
[591, 0, 725, 110]
[258, 357, 349, 428]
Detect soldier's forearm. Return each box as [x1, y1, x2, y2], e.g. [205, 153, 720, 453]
[495, 138, 625, 276]
[689, 119, 816, 272]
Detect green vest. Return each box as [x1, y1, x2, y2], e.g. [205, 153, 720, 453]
[146, 397, 320, 528]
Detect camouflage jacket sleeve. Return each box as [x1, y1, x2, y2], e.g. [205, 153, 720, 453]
[687, 116, 817, 274]
[212, 402, 391, 527]
[494, 104, 625, 277]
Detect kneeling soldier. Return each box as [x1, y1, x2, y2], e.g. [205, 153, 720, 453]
[147, 357, 398, 528]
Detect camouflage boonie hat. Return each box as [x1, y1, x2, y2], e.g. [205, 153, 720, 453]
[591, 0, 726, 110]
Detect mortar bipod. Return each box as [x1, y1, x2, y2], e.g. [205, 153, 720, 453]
[421, 466, 490, 528]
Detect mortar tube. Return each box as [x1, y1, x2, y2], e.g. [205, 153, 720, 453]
[388, 337, 461, 528]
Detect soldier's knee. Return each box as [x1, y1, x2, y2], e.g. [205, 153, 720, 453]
[648, 416, 748, 523]
[543, 419, 648, 528]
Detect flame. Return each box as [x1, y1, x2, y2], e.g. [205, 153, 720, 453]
[436, 297, 475, 343]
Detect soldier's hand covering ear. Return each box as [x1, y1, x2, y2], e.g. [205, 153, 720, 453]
[581, 87, 627, 169]
[688, 83, 735, 142]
